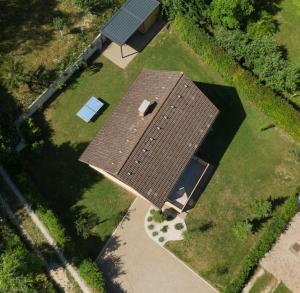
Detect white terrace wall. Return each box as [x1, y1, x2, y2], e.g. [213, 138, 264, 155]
[15, 33, 104, 128]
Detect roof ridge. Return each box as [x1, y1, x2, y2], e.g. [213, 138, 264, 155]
[117, 71, 184, 175]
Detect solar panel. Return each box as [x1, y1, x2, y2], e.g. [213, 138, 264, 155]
[77, 96, 104, 122]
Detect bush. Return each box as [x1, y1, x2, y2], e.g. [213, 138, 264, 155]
[225, 193, 299, 293]
[172, 16, 300, 142]
[232, 220, 253, 240]
[152, 231, 158, 237]
[148, 224, 154, 230]
[152, 210, 167, 223]
[158, 237, 165, 243]
[175, 223, 184, 230]
[251, 199, 272, 219]
[79, 259, 105, 292]
[147, 216, 153, 222]
[160, 225, 169, 233]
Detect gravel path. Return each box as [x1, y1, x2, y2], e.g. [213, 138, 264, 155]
[0, 166, 90, 293]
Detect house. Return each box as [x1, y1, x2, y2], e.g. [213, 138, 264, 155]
[79, 70, 219, 213]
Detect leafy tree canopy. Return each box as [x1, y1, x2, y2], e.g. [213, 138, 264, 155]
[209, 0, 255, 29]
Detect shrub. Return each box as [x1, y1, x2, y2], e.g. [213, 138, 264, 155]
[172, 16, 300, 142]
[147, 216, 153, 222]
[37, 207, 69, 247]
[160, 225, 169, 233]
[251, 199, 272, 219]
[233, 220, 253, 240]
[148, 224, 154, 230]
[150, 209, 156, 215]
[79, 259, 105, 292]
[225, 193, 299, 293]
[175, 223, 184, 230]
[158, 237, 165, 243]
[152, 210, 167, 223]
[152, 231, 158, 237]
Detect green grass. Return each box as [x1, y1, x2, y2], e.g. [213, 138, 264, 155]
[249, 271, 276, 293]
[18, 27, 300, 287]
[275, 0, 300, 66]
[274, 282, 292, 293]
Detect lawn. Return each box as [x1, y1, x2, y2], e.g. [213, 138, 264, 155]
[274, 0, 300, 106]
[275, 0, 300, 66]
[18, 26, 300, 287]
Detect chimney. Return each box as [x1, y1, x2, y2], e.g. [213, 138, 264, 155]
[138, 99, 151, 117]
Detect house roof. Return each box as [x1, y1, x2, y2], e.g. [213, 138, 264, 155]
[79, 70, 219, 208]
[100, 0, 160, 46]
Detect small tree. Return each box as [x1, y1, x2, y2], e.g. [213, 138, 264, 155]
[233, 220, 253, 240]
[251, 199, 272, 218]
[53, 17, 64, 37]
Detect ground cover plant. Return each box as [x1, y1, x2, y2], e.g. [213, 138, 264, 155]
[10, 27, 300, 291]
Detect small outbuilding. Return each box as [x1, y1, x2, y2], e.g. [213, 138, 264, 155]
[101, 0, 160, 57]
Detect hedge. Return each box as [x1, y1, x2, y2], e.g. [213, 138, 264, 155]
[172, 16, 300, 142]
[225, 193, 299, 293]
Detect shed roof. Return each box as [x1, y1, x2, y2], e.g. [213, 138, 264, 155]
[80, 70, 219, 208]
[101, 0, 160, 46]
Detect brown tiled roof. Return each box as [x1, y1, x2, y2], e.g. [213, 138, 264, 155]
[80, 69, 219, 208]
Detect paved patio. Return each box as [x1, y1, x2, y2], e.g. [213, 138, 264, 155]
[261, 213, 300, 292]
[102, 18, 166, 69]
[97, 197, 217, 293]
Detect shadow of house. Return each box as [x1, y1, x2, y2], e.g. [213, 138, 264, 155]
[185, 83, 246, 211]
[195, 83, 246, 165]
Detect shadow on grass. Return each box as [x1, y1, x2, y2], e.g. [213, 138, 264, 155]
[195, 82, 246, 165]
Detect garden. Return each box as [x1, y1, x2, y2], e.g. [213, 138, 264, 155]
[4, 21, 300, 292]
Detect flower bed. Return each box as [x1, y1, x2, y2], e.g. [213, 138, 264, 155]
[144, 207, 187, 246]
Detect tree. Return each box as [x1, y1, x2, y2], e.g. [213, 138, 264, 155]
[1, 58, 27, 90]
[209, 0, 255, 29]
[251, 199, 272, 218]
[52, 17, 64, 37]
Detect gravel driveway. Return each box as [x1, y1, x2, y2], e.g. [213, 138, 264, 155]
[97, 197, 217, 293]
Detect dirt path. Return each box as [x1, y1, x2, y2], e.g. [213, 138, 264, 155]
[0, 166, 90, 293]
